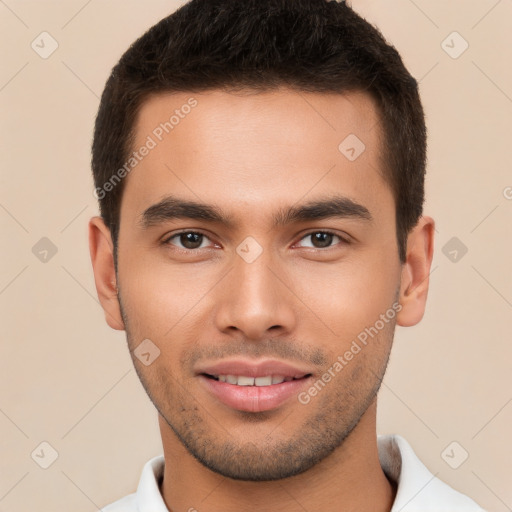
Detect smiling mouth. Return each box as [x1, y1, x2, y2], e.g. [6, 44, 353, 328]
[202, 374, 312, 387]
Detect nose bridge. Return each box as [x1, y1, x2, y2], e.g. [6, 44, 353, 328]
[214, 240, 295, 338]
[235, 247, 277, 305]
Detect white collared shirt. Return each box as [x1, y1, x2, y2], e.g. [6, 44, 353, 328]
[101, 434, 486, 511]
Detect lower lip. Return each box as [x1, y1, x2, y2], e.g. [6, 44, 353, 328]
[199, 375, 311, 413]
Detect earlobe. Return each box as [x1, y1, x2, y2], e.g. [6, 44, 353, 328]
[88, 216, 125, 331]
[396, 216, 435, 327]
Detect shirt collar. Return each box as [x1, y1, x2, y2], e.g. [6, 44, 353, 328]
[135, 454, 168, 512]
[378, 434, 484, 511]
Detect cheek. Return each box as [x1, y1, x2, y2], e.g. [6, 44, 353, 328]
[117, 251, 222, 341]
[289, 251, 400, 344]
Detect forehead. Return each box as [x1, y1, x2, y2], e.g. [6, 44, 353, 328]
[121, 88, 392, 228]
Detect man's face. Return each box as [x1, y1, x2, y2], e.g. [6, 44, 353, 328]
[115, 88, 402, 480]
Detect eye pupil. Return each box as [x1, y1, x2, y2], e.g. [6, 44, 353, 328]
[312, 232, 333, 248]
[181, 232, 202, 249]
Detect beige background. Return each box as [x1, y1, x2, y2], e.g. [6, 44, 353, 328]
[1, 0, 511, 510]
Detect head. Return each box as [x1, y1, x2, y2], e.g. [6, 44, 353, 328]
[89, 0, 434, 481]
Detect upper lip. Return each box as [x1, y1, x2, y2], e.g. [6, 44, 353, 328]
[195, 358, 314, 379]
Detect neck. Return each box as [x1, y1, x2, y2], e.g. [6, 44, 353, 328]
[158, 401, 396, 512]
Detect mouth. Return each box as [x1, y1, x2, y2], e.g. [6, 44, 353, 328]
[196, 358, 316, 412]
[202, 373, 311, 386]
[197, 360, 314, 413]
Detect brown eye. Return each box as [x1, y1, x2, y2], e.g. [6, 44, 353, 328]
[166, 231, 208, 250]
[311, 232, 334, 248]
[297, 231, 343, 249]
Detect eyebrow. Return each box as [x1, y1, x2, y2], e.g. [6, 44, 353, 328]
[139, 194, 373, 229]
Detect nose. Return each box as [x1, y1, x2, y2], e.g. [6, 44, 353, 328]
[213, 247, 296, 341]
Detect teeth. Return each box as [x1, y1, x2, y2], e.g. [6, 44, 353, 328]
[237, 376, 255, 386]
[226, 375, 238, 384]
[255, 376, 272, 386]
[214, 375, 290, 386]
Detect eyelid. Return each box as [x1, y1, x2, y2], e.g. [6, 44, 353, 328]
[162, 229, 218, 250]
[293, 229, 350, 249]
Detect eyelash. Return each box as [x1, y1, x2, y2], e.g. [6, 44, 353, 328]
[161, 230, 350, 253]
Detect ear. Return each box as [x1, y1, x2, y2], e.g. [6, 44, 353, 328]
[88, 216, 125, 330]
[396, 215, 435, 327]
